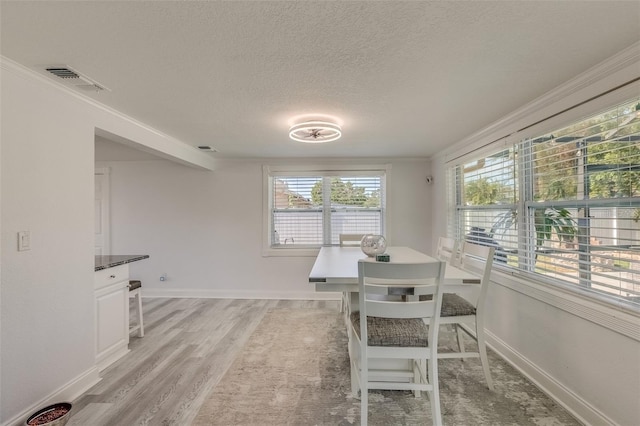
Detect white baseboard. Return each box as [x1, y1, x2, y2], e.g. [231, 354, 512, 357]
[142, 288, 341, 300]
[486, 331, 613, 426]
[96, 347, 130, 372]
[2, 366, 101, 426]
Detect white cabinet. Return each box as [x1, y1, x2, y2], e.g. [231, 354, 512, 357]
[95, 264, 130, 371]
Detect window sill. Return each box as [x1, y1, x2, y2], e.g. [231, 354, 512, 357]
[262, 246, 321, 257]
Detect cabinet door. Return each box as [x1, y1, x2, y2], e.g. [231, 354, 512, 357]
[95, 282, 129, 365]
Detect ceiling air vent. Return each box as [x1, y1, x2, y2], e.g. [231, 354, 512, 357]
[46, 67, 80, 79]
[198, 146, 217, 152]
[45, 66, 109, 92]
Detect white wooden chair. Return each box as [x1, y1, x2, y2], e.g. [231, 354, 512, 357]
[339, 234, 365, 313]
[438, 242, 495, 390]
[128, 280, 144, 337]
[436, 236, 460, 266]
[349, 260, 445, 426]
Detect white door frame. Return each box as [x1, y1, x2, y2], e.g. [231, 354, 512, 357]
[95, 167, 111, 255]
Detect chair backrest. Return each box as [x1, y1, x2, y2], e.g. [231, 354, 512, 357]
[358, 260, 446, 330]
[458, 241, 495, 310]
[436, 236, 460, 266]
[339, 233, 365, 246]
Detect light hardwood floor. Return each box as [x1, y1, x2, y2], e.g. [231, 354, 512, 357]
[68, 298, 338, 426]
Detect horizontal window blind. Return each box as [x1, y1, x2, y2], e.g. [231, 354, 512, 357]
[521, 98, 640, 304]
[329, 176, 382, 245]
[272, 177, 323, 245]
[451, 97, 640, 309]
[454, 148, 519, 263]
[270, 173, 384, 247]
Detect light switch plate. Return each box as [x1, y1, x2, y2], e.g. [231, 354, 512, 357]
[18, 231, 31, 251]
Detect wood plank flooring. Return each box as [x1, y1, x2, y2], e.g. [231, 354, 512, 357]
[68, 298, 338, 426]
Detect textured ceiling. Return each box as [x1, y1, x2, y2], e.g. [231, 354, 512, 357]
[2, 1, 639, 159]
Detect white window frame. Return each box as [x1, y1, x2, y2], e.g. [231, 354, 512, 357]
[448, 95, 640, 313]
[262, 164, 389, 257]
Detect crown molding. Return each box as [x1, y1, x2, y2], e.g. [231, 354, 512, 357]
[440, 41, 640, 163]
[1, 56, 216, 170]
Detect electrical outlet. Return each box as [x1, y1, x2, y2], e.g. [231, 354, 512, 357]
[18, 231, 31, 251]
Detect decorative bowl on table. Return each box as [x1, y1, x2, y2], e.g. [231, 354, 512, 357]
[25, 402, 72, 426]
[360, 234, 387, 257]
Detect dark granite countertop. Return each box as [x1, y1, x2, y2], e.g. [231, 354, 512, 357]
[95, 255, 149, 271]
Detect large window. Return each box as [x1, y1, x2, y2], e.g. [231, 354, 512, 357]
[451, 98, 640, 309]
[264, 165, 386, 254]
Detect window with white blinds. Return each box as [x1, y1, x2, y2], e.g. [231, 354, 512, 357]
[451, 98, 640, 309]
[453, 148, 518, 264]
[267, 169, 385, 250]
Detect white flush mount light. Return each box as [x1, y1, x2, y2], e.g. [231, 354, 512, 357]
[289, 119, 342, 143]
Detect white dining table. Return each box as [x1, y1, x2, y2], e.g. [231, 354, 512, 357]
[309, 246, 480, 292]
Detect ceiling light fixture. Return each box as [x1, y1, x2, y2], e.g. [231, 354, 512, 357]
[289, 119, 342, 143]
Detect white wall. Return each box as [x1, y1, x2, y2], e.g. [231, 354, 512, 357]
[430, 43, 640, 426]
[98, 158, 432, 298]
[1, 64, 96, 425]
[0, 59, 214, 425]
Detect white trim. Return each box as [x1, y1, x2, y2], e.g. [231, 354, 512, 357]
[486, 331, 614, 426]
[96, 347, 130, 373]
[262, 164, 271, 256]
[1, 56, 216, 171]
[1, 367, 101, 426]
[441, 41, 640, 165]
[262, 163, 391, 257]
[94, 167, 111, 255]
[264, 163, 392, 173]
[0, 58, 165, 141]
[142, 288, 341, 300]
[447, 82, 640, 167]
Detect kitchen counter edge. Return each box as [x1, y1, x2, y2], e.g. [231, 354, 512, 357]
[95, 255, 150, 271]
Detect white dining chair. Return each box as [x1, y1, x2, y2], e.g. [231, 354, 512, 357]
[438, 241, 495, 390]
[339, 233, 365, 246]
[436, 236, 460, 266]
[349, 260, 445, 426]
[339, 234, 365, 313]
